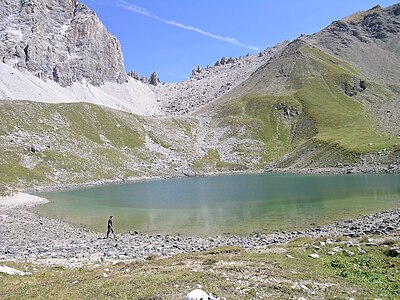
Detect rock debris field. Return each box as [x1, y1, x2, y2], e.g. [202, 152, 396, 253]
[0, 193, 399, 267]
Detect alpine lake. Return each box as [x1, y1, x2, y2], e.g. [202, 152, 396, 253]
[34, 173, 400, 236]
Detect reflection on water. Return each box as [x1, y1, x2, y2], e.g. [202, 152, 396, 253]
[34, 173, 400, 236]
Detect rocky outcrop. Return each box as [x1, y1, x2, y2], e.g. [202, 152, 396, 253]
[152, 42, 289, 115]
[149, 71, 160, 86]
[360, 5, 400, 39]
[127, 70, 140, 80]
[128, 70, 161, 86]
[319, 5, 400, 42]
[0, 0, 127, 86]
[305, 4, 400, 86]
[339, 78, 367, 97]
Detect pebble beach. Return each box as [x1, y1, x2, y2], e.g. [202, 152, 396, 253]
[1, 193, 399, 267]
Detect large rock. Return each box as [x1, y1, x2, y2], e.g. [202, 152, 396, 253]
[185, 289, 219, 300]
[0, 0, 127, 87]
[0, 265, 31, 276]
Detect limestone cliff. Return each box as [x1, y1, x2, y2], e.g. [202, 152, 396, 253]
[0, 0, 127, 86]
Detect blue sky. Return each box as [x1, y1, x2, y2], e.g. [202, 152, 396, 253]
[80, 0, 399, 82]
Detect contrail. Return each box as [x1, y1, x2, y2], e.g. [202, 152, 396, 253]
[116, 0, 260, 51]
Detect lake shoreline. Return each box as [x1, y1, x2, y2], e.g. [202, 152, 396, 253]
[1, 192, 399, 268]
[3, 167, 399, 268]
[24, 170, 264, 194]
[23, 164, 400, 195]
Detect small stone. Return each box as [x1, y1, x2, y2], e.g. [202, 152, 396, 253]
[344, 250, 354, 256]
[309, 253, 319, 259]
[30, 145, 38, 153]
[358, 247, 366, 254]
[386, 248, 400, 257]
[300, 284, 310, 291]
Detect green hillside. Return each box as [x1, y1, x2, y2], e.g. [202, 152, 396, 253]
[0, 102, 140, 189]
[207, 41, 400, 168]
[0, 102, 203, 191]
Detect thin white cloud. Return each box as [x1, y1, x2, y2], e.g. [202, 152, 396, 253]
[117, 1, 162, 21]
[116, 0, 260, 51]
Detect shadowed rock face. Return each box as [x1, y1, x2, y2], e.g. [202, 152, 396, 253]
[0, 0, 127, 86]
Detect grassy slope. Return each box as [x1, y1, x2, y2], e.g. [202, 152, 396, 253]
[210, 42, 400, 168]
[0, 98, 272, 191]
[213, 94, 300, 165]
[297, 45, 397, 153]
[1, 234, 398, 299]
[0, 102, 194, 190]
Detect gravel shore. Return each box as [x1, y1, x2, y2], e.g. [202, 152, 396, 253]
[1, 193, 399, 267]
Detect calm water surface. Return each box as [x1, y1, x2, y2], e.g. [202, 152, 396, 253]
[34, 173, 400, 236]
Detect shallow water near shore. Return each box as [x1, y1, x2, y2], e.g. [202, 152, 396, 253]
[34, 173, 400, 236]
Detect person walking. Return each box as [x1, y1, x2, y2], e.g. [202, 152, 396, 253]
[106, 216, 117, 240]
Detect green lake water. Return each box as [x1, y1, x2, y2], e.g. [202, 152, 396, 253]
[34, 173, 400, 236]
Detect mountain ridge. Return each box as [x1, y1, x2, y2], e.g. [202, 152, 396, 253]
[0, 3, 399, 192]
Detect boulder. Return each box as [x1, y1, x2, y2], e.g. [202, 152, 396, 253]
[386, 247, 400, 257]
[185, 289, 219, 300]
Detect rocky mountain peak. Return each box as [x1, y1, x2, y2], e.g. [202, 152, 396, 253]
[325, 3, 400, 40]
[0, 0, 127, 86]
[151, 41, 289, 115]
[341, 5, 382, 24]
[304, 3, 400, 87]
